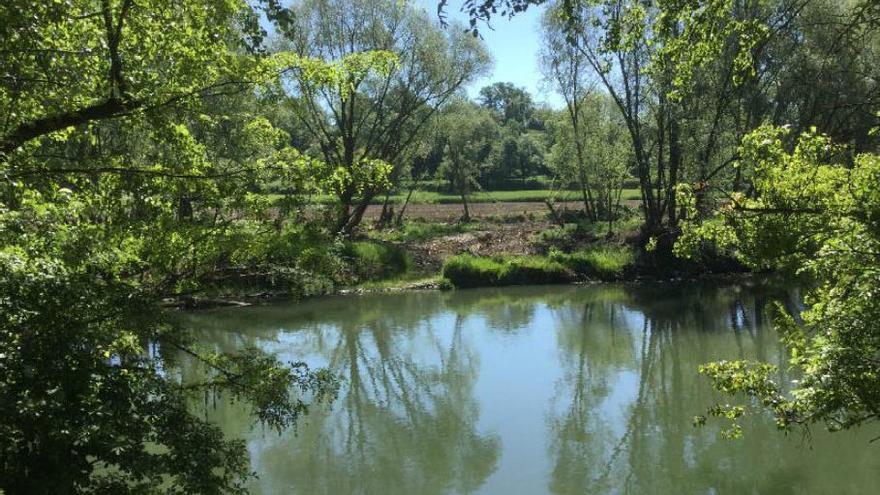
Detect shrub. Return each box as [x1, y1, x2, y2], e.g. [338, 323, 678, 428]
[502, 256, 571, 285]
[535, 224, 580, 252]
[345, 241, 411, 280]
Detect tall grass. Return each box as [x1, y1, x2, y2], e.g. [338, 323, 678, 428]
[345, 241, 411, 281]
[372, 220, 480, 243]
[442, 246, 634, 289]
[442, 254, 572, 288]
[551, 246, 634, 280]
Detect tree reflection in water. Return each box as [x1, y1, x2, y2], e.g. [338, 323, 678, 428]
[544, 281, 868, 494]
[178, 292, 500, 495]
[179, 282, 879, 495]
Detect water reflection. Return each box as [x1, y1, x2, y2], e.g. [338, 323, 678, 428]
[180, 292, 500, 494]
[180, 281, 880, 495]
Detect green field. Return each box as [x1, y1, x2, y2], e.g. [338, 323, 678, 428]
[274, 189, 643, 205]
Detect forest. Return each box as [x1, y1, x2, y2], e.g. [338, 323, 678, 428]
[2, 0, 880, 493]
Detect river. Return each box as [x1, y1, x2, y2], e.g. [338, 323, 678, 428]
[179, 280, 880, 494]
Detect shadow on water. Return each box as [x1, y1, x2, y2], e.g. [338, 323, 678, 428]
[177, 280, 880, 495]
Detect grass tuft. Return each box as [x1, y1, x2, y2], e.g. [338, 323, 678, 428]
[442, 254, 572, 288]
[442, 246, 634, 289]
[551, 246, 634, 280]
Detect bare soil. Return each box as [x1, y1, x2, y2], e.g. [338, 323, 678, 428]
[364, 200, 641, 221]
[365, 200, 642, 272]
[361, 201, 583, 222]
[402, 220, 552, 272]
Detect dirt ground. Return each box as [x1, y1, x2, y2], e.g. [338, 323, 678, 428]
[363, 200, 642, 272]
[362, 200, 641, 222]
[403, 220, 552, 272]
[361, 201, 584, 222]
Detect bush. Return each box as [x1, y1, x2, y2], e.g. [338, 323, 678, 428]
[535, 224, 583, 252]
[345, 241, 411, 280]
[503, 256, 572, 285]
[442, 254, 572, 288]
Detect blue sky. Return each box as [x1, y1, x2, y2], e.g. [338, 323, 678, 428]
[414, 1, 563, 108]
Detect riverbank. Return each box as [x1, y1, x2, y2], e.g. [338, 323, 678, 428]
[169, 209, 748, 308]
[337, 210, 746, 294]
[358, 210, 746, 290]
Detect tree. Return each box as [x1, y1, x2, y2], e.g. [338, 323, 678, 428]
[478, 82, 538, 128]
[0, 0, 272, 159]
[512, 131, 548, 181]
[274, 0, 491, 234]
[437, 102, 499, 221]
[540, 6, 597, 219]
[0, 1, 346, 492]
[546, 94, 630, 228]
[448, 0, 801, 232]
[487, 125, 547, 188]
[679, 126, 880, 437]
[582, 94, 630, 231]
[455, 0, 686, 232]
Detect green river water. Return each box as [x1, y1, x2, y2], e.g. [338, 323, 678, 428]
[180, 280, 880, 494]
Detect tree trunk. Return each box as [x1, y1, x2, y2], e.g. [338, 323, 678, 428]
[607, 186, 614, 236]
[341, 197, 372, 236]
[573, 137, 596, 221]
[177, 196, 193, 221]
[635, 144, 660, 230]
[395, 185, 417, 226]
[545, 199, 564, 227]
[655, 99, 667, 228]
[667, 113, 682, 227]
[333, 186, 356, 234]
[460, 193, 470, 222]
[579, 182, 592, 220]
[376, 192, 393, 228]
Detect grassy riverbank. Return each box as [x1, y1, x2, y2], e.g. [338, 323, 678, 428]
[441, 247, 634, 288]
[336, 207, 745, 293]
[173, 207, 744, 306]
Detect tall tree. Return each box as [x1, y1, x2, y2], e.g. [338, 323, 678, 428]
[0, 2, 345, 492]
[274, 0, 491, 234]
[477, 82, 537, 128]
[437, 101, 499, 221]
[540, 6, 598, 219]
[547, 94, 631, 229]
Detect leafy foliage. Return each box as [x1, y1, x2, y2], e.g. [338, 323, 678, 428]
[550, 246, 634, 280]
[0, 1, 355, 492]
[344, 241, 412, 281]
[678, 126, 880, 435]
[437, 101, 500, 220]
[0, 194, 339, 493]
